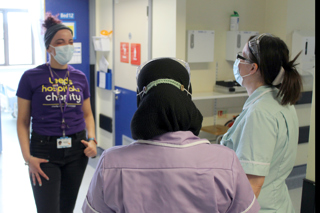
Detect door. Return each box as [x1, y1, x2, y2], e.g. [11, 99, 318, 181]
[114, 0, 150, 145]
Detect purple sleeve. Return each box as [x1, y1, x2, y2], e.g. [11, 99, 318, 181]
[16, 72, 32, 100]
[82, 155, 114, 213]
[83, 74, 90, 100]
[226, 152, 260, 213]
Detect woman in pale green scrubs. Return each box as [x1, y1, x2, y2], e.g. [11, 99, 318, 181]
[221, 33, 302, 212]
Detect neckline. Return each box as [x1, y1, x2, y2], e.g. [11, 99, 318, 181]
[133, 139, 210, 148]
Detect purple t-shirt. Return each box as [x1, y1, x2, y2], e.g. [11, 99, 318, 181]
[16, 64, 90, 136]
[82, 131, 260, 213]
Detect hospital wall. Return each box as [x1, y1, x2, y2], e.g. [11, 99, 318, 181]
[94, 0, 114, 150]
[184, 0, 314, 167]
[92, 0, 314, 167]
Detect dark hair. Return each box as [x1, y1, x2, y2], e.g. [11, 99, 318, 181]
[42, 12, 73, 49]
[42, 12, 61, 31]
[248, 34, 303, 105]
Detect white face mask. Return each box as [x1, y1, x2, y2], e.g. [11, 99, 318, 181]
[233, 58, 252, 86]
[50, 44, 74, 65]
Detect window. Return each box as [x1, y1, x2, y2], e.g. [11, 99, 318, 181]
[0, 9, 34, 66]
[0, 12, 4, 65]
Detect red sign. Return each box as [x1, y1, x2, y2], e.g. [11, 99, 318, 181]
[131, 43, 141, 65]
[120, 42, 129, 63]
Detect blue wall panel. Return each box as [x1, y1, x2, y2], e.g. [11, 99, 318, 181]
[115, 86, 137, 146]
[45, 0, 90, 85]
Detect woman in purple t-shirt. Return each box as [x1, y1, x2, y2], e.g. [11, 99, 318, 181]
[16, 13, 97, 213]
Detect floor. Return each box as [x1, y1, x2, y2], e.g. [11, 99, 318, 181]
[0, 111, 303, 213]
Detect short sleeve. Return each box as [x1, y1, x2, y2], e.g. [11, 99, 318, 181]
[235, 110, 277, 176]
[82, 155, 114, 213]
[16, 72, 32, 100]
[227, 152, 260, 213]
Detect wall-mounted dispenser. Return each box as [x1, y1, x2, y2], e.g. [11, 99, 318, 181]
[225, 31, 258, 61]
[187, 30, 214, 63]
[292, 30, 315, 76]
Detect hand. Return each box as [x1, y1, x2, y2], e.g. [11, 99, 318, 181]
[81, 139, 97, 158]
[28, 156, 49, 186]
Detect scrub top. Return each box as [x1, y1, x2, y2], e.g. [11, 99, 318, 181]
[221, 85, 299, 213]
[83, 131, 260, 213]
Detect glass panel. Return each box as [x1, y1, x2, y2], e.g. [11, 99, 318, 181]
[0, 0, 29, 9]
[0, 12, 4, 65]
[7, 12, 32, 65]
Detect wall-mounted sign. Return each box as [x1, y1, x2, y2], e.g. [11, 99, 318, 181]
[60, 13, 75, 19]
[120, 42, 129, 63]
[62, 21, 76, 39]
[131, 43, 141, 65]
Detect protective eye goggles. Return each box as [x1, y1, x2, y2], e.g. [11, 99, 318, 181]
[236, 52, 253, 63]
[248, 33, 273, 66]
[136, 57, 191, 98]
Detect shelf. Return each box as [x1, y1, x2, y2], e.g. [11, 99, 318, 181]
[201, 125, 229, 136]
[192, 91, 248, 100]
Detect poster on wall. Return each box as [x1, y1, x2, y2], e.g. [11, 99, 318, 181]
[62, 21, 76, 39]
[69, 42, 81, 64]
[131, 43, 141, 65]
[120, 42, 129, 63]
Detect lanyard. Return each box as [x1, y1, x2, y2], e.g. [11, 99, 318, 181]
[242, 88, 273, 110]
[47, 63, 70, 137]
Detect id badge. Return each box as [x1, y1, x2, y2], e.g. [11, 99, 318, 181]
[57, 137, 72, 149]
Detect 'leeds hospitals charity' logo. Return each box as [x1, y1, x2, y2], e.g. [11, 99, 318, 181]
[41, 77, 82, 107]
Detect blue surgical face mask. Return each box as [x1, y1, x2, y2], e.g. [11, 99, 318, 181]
[50, 44, 74, 65]
[233, 58, 252, 86]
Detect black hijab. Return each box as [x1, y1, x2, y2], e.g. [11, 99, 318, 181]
[130, 58, 203, 140]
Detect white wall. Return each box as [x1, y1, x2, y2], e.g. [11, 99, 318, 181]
[94, 1, 315, 167]
[152, 0, 178, 58]
[184, 0, 315, 166]
[306, 77, 315, 182]
[95, 0, 114, 149]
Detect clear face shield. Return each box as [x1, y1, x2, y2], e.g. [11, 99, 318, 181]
[248, 33, 274, 66]
[135, 57, 192, 98]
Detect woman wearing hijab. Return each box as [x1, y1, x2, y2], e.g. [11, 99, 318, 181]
[82, 58, 260, 213]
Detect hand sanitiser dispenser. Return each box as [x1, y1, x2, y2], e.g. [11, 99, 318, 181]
[291, 30, 315, 76]
[225, 31, 259, 61]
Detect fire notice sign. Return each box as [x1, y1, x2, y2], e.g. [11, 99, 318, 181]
[120, 42, 129, 63]
[131, 43, 141, 65]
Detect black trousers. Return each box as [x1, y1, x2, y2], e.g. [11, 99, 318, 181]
[30, 130, 89, 213]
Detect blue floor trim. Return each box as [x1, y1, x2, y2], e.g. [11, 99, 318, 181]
[285, 164, 307, 190]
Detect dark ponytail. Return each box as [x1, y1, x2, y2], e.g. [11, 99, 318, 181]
[278, 51, 303, 105]
[248, 34, 303, 105]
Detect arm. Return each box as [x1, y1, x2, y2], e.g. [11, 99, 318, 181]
[81, 97, 97, 157]
[246, 174, 265, 198]
[17, 97, 32, 164]
[226, 152, 261, 212]
[17, 97, 49, 185]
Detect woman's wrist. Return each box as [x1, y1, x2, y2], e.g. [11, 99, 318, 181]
[25, 155, 33, 166]
[88, 137, 97, 145]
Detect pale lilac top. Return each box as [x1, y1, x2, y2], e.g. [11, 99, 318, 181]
[82, 131, 260, 213]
